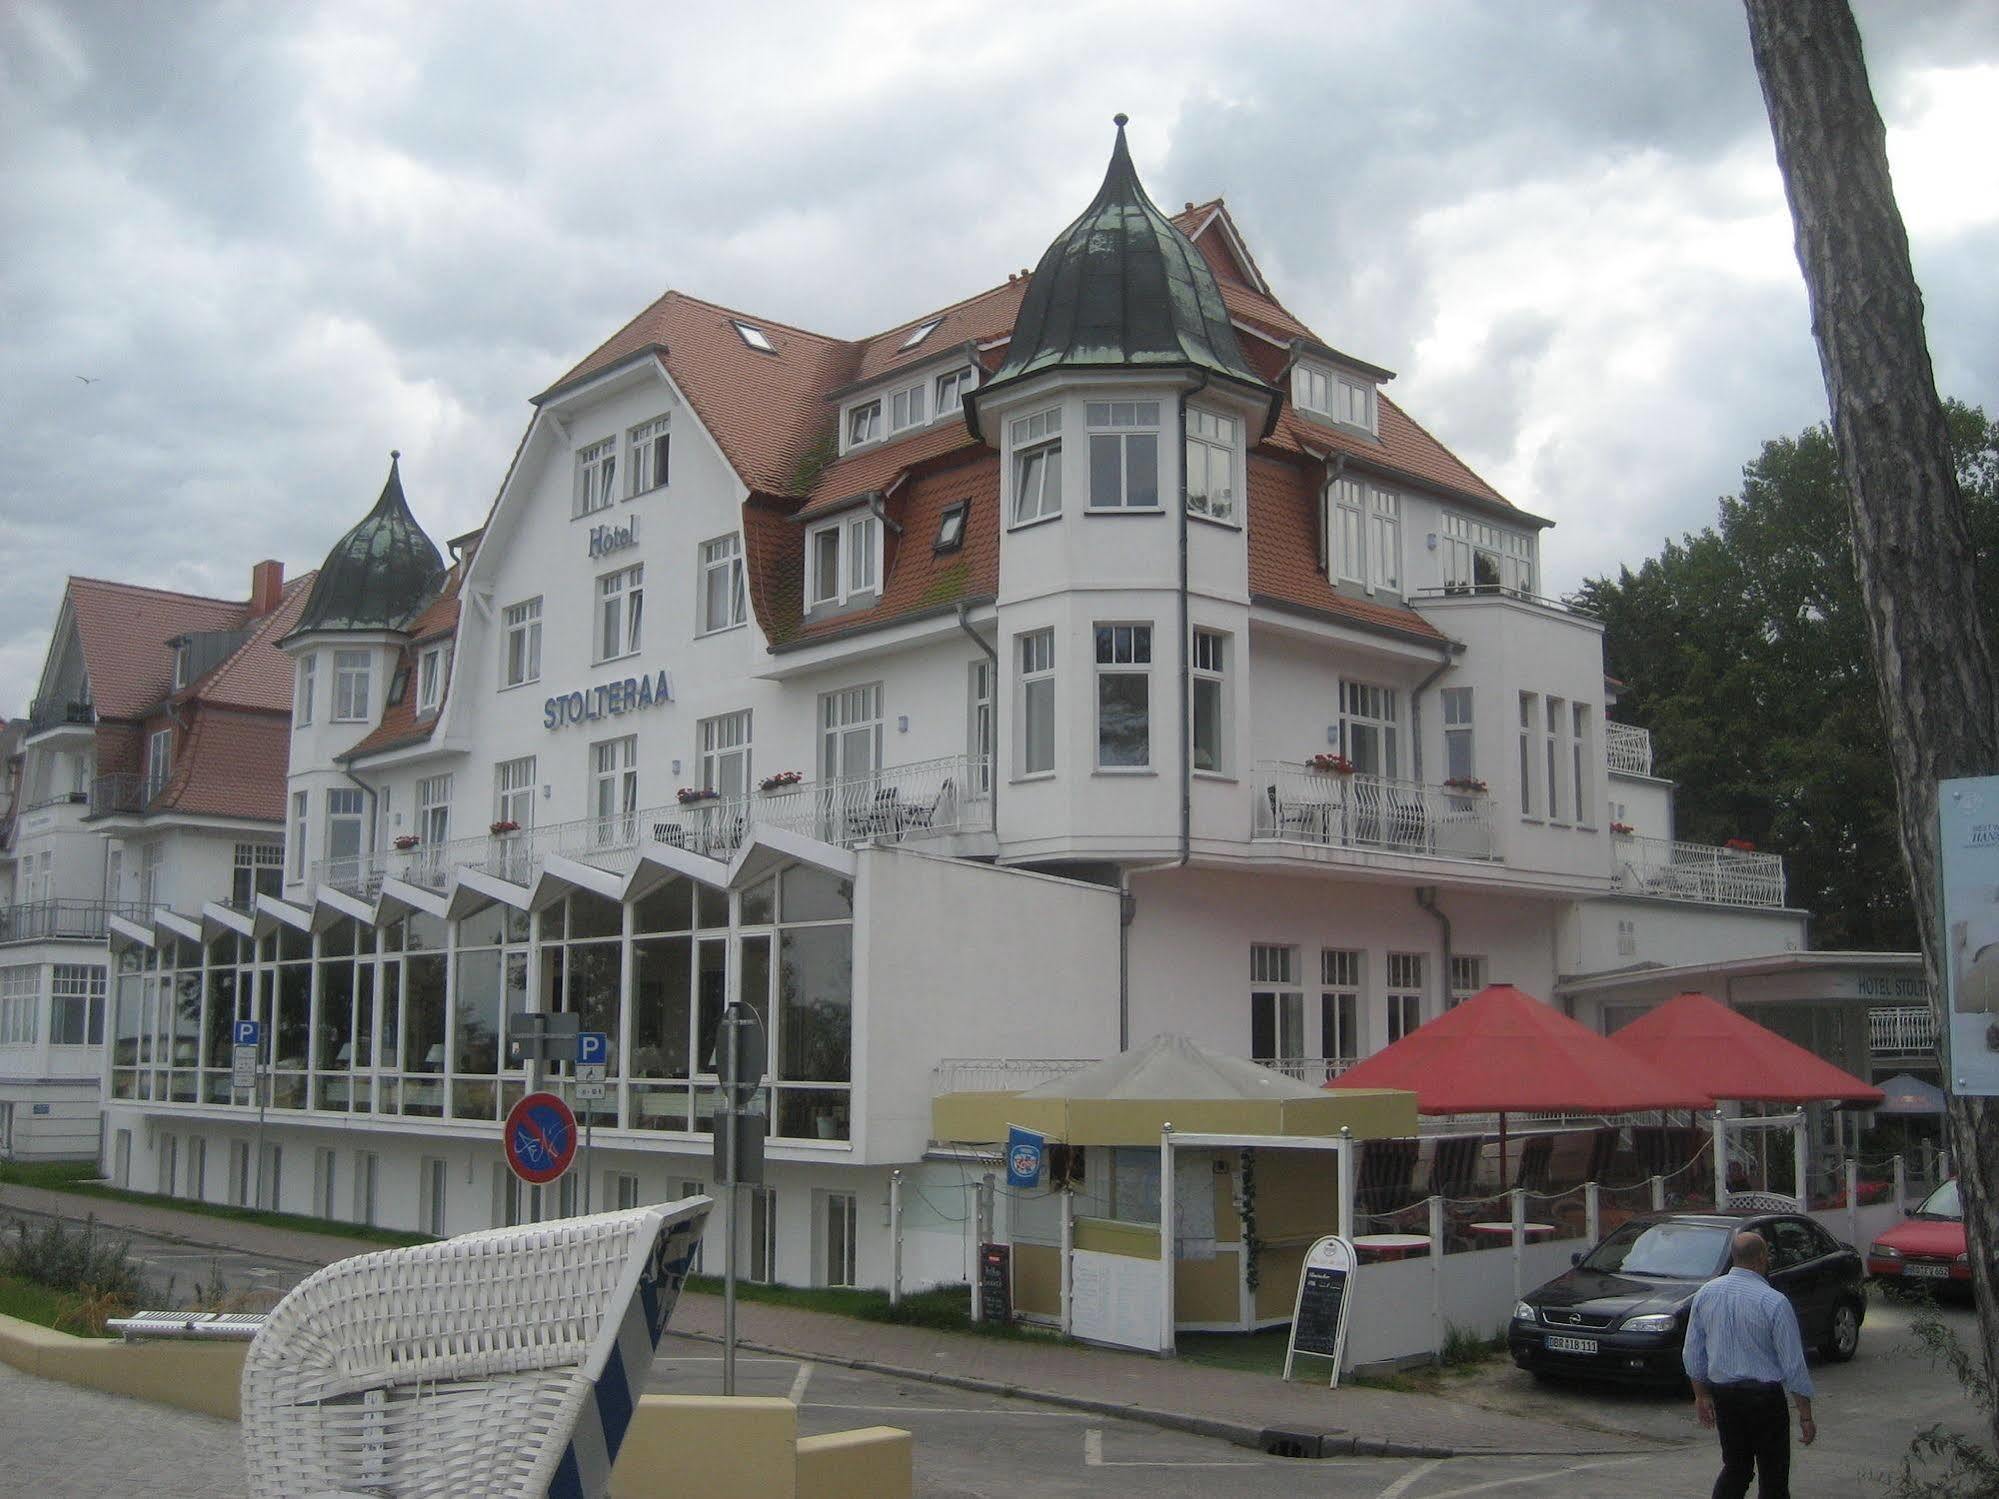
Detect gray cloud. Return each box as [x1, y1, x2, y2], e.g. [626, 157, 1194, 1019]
[1, 0, 1994, 711]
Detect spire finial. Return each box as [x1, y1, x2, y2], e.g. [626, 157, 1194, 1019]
[1113, 112, 1128, 130]
[390, 449, 401, 464]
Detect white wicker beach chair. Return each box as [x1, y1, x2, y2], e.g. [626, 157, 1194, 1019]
[241, 1197, 710, 1499]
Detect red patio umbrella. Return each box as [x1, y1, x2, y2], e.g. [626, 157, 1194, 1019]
[1328, 983, 1714, 1181]
[1610, 991, 1884, 1106]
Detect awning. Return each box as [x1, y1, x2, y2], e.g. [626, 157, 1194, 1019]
[1328, 983, 1714, 1114]
[1611, 991, 1883, 1106]
[1873, 1072, 1946, 1116]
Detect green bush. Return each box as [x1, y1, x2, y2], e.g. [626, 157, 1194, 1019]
[0, 1214, 151, 1303]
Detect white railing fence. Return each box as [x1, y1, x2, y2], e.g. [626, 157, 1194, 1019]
[1253, 1055, 1356, 1086]
[1868, 1005, 1938, 1056]
[309, 755, 993, 897]
[1604, 721, 1654, 777]
[1253, 761, 1499, 861]
[1611, 833, 1786, 909]
[932, 1057, 1096, 1093]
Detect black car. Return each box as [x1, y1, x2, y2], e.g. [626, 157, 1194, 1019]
[1508, 1210, 1866, 1385]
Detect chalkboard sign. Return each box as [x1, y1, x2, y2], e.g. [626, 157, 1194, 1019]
[978, 1243, 1012, 1324]
[1282, 1236, 1356, 1386]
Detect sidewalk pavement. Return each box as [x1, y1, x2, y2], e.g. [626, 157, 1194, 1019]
[3, 1185, 1680, 1461]
[0, 1360, 244, 1497]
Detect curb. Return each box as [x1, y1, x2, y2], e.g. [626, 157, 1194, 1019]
[670, 1326, 1670, 1461]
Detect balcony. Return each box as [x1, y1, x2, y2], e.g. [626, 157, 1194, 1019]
[313, 754, 994, 897]
[88, 773, 151, 818]
[1611, 833, 1786, 909]
[1605, 721, 1654, 777]
[0, 899, 153, 946]
[26, 699, 94, 736]
[931, 1057, 1097, 1093]
[1869, 1005, 1938, 1058]
[1253, 762, 1499, 861]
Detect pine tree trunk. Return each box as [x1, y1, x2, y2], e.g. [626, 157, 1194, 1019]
[1745, 0, 1999, 1441]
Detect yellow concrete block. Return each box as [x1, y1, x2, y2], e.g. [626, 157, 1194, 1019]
[797, 1426, 913, 1499]
[0, 1313, 247, 1420]
[611, 1394, 799, 1499]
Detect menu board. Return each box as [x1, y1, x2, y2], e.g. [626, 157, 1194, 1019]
[1282, 1236, 1357, 1386]
[978, 1243, 1012, 1324]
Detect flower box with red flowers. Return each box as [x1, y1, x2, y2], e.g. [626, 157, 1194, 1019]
[1723, 837, 1758, 853]
[392, 834, 421, 851]
[1307, 753, 1357, 775]
[676, 788, 720, 805]
[758, 771, 804, 792]
[489, 820, 520, 835]
[1610, 822, 1635, 836]
[1442, 776, 1488, 794]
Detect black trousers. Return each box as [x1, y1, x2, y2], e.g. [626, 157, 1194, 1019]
[1711, 1384, 1791, 1499]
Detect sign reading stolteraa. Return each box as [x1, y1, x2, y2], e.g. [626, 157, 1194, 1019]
[1006, 1125, 1045, 1189]
[505, 1091, 578, 1185]
[543, 670, 674, 731]
[1940, 775, 1999, 1095]
[1282, 1235, 1357, 1387]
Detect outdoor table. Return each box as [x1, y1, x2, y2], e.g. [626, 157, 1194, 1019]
[1467, 1221, 1555, 1243]
[1351, 1233, 1431, 1262]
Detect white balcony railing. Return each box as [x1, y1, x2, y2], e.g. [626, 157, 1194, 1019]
[310, 755, 993, 897]
[1605, 721, 1653, 777]
[1253, 1055, 1356, 1086]
[1611, 833, 1786, 909]
[1869, 1005, 1938, 1057]
[1253, 761, 1499, 861]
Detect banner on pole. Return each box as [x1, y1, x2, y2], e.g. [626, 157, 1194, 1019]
[1006, 1125, 1045, 1189]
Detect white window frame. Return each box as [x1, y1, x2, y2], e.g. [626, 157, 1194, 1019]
[1331, 476, 1366, 585]
[845, 399, 883, 451]
[805, 515, 879, 609]
[1293, 363, 1333, 417]
[1093, 623, 1152, 770]
[1442, 687, 1475, 785]
[1448, 955, 1485, 1010]
[417, 775, 451, 847]
[698, 711, 752, 801]
[732, 321, 776, 353]
[934, 365, 976, 416]
[819, 683, 883, 784]
[1386, 953, 1425, 1042]
[1184, 408, 1239, 523]
[1570, 703, 1592, 826]
[502, 597, 543, 689]
[1191, 628, 1228, 776]
[1338, 681, 1401, 779]
[1545, 694, 1566, 825]
[595, 565, 644, 664]
[888, 380, 927, 434]
[290, 791, 308, 878]
[1442, 513, 1536, 597]
[1010, 408, 1063, 526]
[332, 650, 371, 723]
[1, 966, 40, 1047]
[1337, 375, 1376, 433]
[1369, 486, 1401, 593]
[495, 756, 537, 829]
[1085, 400, 1162, 511]
[968, 658, 994, 794]
[627, 415, 670, 497]
[574, 437, 617, 517]
[934, 501, 967, 554]
[416, 645, 448, 715]
[326, 788, 365, 873]
[144, 727, 173, 801]
[1250, 945, 1304, 1066]
[824, 1190, 858, 1288]
[590, 735, 639, 833]
[900, 318, 942, 350]
[296, 653, 315, 727]
[1518, 692, 1539, 816]
[1321, 949, 1362, 1064]
[698, 534, 747, 635]
[1017, 629, 1056, 777]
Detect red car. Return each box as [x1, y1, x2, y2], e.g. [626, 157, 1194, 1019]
[1867, 1180, 1971, 1292]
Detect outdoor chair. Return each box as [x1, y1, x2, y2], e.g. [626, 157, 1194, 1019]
[241, 1197, 710, 1499]
[1514, 1134, 1554, 1194]
[895, 776, 954, 836]
[1427, 1135, 1481, 1199]
[1354, 1137, 1420, 1226]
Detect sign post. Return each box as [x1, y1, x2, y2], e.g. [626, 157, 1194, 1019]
[576, 1031, 609, 1215]
[507, 1012, 581, 1221]
[1282, 1235, 1358, 1387]
[504, 1091, 578, 1189]
[234, 1020, 266, 1210]
[714, 1002, 767, 1397]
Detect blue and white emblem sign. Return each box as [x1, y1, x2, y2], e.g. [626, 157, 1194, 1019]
[1005, 1125, 1045, 1189]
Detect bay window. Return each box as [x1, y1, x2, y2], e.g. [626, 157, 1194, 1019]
[332, 650, 371, 722]
[1184, 408, 1238, 521]
[1010, 408, 1063, 524]
[1191, 629, 1227, 774]
[1093, 623, 1151, 769]
[1017, 629, 1055, 776]
[1086, 401, 1160, 509]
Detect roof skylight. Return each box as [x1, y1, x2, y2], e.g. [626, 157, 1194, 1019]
[732, 321, 777, 353]
[900, 318, 943, 350]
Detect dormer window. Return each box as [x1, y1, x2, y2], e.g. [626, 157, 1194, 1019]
[1293, 363, 1377, 435]
[807, 514, 881, 609]
[733, 321, 777, 353]
[889, 380, 927, 433]
[847, 399, 882, 449]
[417, 645, 450, 716]
[575, 438, 616, 517]
[900, 318, 942, 350]
[1442, 513, 1536, 596]
[173, 644, 191, 690]
[935, 366, 976, 416]
[935, 502, 967, 554]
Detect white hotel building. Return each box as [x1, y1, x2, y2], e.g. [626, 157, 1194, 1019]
[95, 125, 1812, 1287]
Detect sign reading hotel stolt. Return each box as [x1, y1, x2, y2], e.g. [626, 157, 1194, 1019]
[544, 669, 674, 730]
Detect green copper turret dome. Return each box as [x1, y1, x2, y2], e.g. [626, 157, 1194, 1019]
[289, 452, 443, 637]
[968, 116, 1277, 438]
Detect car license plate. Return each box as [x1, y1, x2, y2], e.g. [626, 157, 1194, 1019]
[1906, 1263, 1952, 1279]
[1547, 1334, 1599, 1354]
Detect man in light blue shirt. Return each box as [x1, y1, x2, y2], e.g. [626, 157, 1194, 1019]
[1684, 1230, 1815, 1499]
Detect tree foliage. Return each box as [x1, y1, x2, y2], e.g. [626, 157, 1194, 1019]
[1575, 401, 1999, 950]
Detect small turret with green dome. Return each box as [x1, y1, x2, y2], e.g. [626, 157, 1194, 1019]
[287, 452, 444, 639]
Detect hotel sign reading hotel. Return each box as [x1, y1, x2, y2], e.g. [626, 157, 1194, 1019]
[544, 669, 674, 729]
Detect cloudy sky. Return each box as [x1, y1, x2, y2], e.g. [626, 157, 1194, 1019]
[2, 0, 1995, 713]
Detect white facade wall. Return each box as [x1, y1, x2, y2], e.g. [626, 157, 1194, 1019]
[1559, 897, 1809, 1027]
[1607, 772, 1674, 839]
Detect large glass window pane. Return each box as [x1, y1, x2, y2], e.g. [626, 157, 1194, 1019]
[1097, 674, 1150, 766]
[404, 954, 446, 1075]
[695, 940, 727, 1074]
[454, 949, 502, 1074]
[318, 960, 354, 1070]
[633, 937, 692, 1079]
[739, 933, 771, 1039]
[567, 942, 621, 1070]
[275, 966, 310, 1070]
[780, 866, 852, 923]
[778, 926, 851, 1082]
[1192, 676, 1222, 773]
[635, 878, 692, 934]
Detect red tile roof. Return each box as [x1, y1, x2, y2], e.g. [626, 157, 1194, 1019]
[66, 578, 247, 720]
[184, 573, 316, 712]
[150, 704, 289, 823]
[847, 280, 1028, 386]
[795, 417, 982, 522]
[341, 560, 467, 761]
